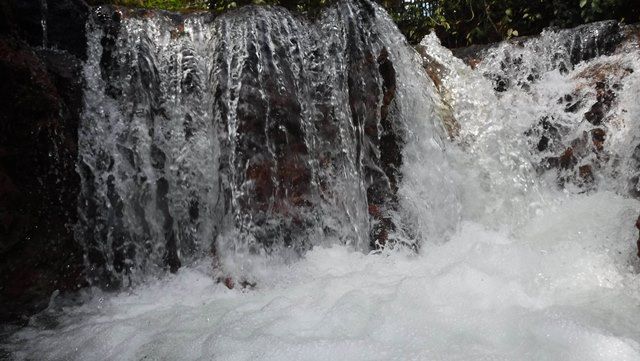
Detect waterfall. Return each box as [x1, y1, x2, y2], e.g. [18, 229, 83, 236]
[417, 21, 640, 230]
[78, 1, 459, 286]
[6, 3, 640, 361]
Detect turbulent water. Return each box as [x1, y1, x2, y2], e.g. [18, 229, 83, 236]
[5, 1, 640, 360]
[76, 1, 457, 288]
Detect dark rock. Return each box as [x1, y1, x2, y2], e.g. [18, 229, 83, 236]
[564, 97, 583, 113]
[0, 36, 85, 324]
[219, 276, 256, 290]
[566, 21, 623, 65]
[0, 0, 89, 324]
[584, 81, 617, 125]
[591, 128, 605, 152]
[229, 13, 313, 254]
[537, 136, 550, 152]
[540, 126, 610, 191]
[8, 0, 42, 47]
[157, 177, 180, 274]
[10, 0, 89, 59]
[494, 77, 508, 92]
[367, 47, 403, 250]
[558, 147, 577, 169]
[0, 1, 14, 35]
[578, 164, 594, 185]
[210, 4, 406, 254]
[526, 116, 565, 156]
[450, 21, 629, 95]
[636, 215, 640, 259]
[450, 43, 495, 69]
[46, 0, 90, 59]
[523, 29, 636, 193]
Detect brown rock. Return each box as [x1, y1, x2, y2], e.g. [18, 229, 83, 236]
[591, 128, 606, 152]
[578, 164, 594, 184]
[416, 45, 461, 140]
[559, 147, 577, 169]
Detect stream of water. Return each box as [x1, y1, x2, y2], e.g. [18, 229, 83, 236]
[4, 2, 640, 360]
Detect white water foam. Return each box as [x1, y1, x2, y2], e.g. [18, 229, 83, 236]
[7, 192, 640, 361]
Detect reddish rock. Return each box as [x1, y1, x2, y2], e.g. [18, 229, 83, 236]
[416, 45, 461, 140]
[223, 276, 234, 289]
[559, 147, 577, 169]
[218, 275, 257, 290]
[578, 164, 594, 184]
[530, 61, 628, 193]
[591, 128, 606, 152]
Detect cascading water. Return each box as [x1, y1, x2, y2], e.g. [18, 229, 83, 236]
[418, 21, 640, 227]
[4, 2, 640, 360]
[77, 1, 458, 287]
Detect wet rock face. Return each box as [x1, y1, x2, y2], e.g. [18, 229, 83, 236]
[226, 3, 403, 253]
[531, 60, 633, 192]
[566, 21, 623, 66]
[0, 0, 88, 324]
[370, 48, 402, 249]
[10, 0, 89, 59]
[227, 8, 315, 254]
[415, 45, 461, 140]
[0, 16, 87, 326]
[453, 21, 627, 94]
[81, 1, 409, 284]
[448, 21, 637, 195]
[448, 21, 640, 258]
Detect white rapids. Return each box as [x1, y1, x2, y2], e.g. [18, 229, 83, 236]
[7, 193, 640, 361]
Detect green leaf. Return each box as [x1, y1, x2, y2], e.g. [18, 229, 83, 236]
[580, 0, 588, 8]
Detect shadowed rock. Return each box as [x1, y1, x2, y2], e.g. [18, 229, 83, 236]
[0, 0, 88, 324]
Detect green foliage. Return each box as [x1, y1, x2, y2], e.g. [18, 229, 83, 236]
[208, 0, 333, 15]
[92, 0, 639, 47]
[384, 0, 639, 47]
[89, 0, 333, 13]
[87, 0, 208, 11]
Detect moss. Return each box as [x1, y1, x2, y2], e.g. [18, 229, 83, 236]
[87, 0, 209, 12]
[87, 0, 336, 14]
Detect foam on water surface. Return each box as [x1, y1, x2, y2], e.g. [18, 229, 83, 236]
[7, 192, 640, 361]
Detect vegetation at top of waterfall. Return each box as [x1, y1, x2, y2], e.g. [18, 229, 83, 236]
[86, 0, 334, 12]
[87, 0, 208, 11]
[90, 0, 639, 47]
[384, 0, 640, 46]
